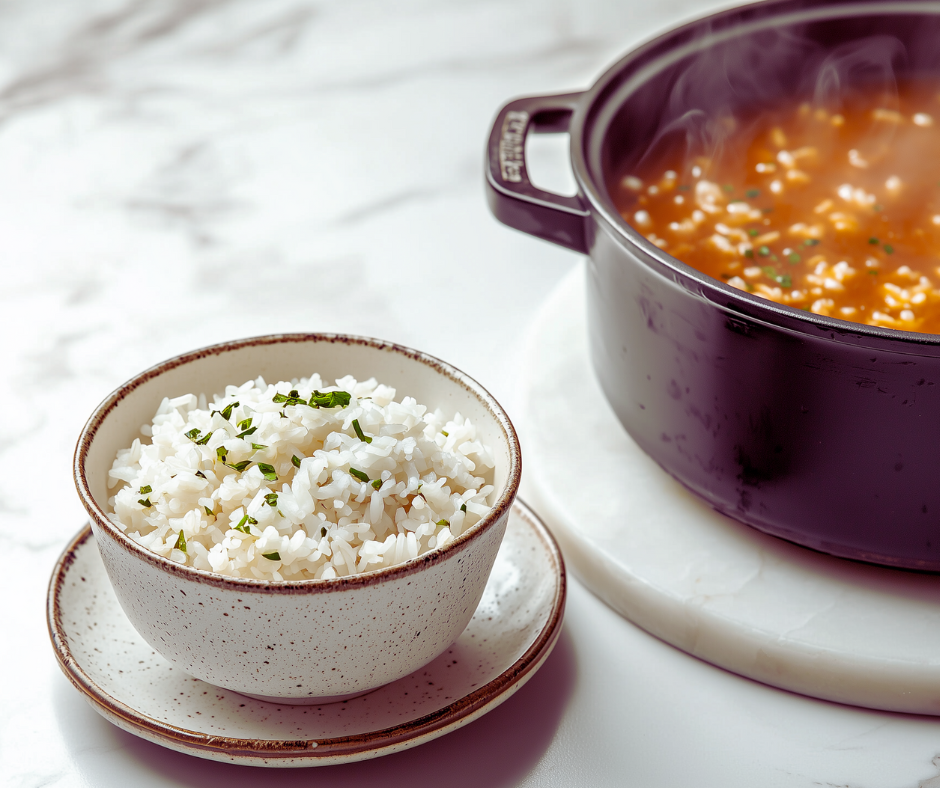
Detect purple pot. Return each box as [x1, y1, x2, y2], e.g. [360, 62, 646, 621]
[487, 0, 940, 570]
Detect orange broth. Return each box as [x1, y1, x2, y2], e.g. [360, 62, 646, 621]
[613, 82, 940, 334]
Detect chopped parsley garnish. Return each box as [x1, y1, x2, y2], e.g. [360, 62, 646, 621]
[251, 443, 267, 451]
[195, 431, 212, 446]
[320, 527, 327, 538]
[216, 446, 228, 462]
[747, 229, 759, 237]
[788, 252, 801, 264]
[204, 506, 215, 517]
[218, 401, 239, 420]
[309, 389, 352, 409]
[460, 503, 467, 513]
[884, 244, 895, 254]
[237, 417, 252, 431]
[874, 204, 883, 212]
[803, 238, 820, 246]
[677, 184, 691, 191]
[226, 460, 252, 472]
[195, 470, 206, 479]
[745, 188, 761, 199]
[436, 519, 449, 526]
[258, 463, 278, 482]
[185, 428, 201, 442]
[138, 498, 152, 508]
[350, 467, 370, 483]
[262, 552, 281, 561]
[761, 267, 792, 288]
[237, 426, 257, 439]
[757, 246, 771, 257]
[869, 237, 880, 245]
[291, 455, 302, 468]
[272, 389, 305, 406]
[236, 418, 257, 439]
[174, 530, 187, 553]
[744, 249, 754, 258]
[441, 430, 449, 437]
[352, 419, 372, 444]
[264, 493, 278, 507]
[234, 514, 258, 533]
[868, 269, 879, 275]
[139, 485, 152, 494]
[371, 479, 382, 490]
[722, 184, 734, 192]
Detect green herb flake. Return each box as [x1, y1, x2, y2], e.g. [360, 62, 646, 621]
[237, 417, 252, 431]
[441, 430, 449, 437]
[803, 238, 820, 246]
[204, 506, 215, 517]
[291, 455, 302, 468]
[139, 485, 152, 495]
[309, 389, 352, 409]
[352, 419, 372, 444]
[761, 266, 792, 288]
[761, 207, 774, 214]
[745, 188, 761, 199]
[174, 530, 187, 553]
[219, 401, 239, 421]
[138, 498, 152, 508]
[234, 514, 255, 534]
[216, 446, 228, 462]
[884, 244, 895, 254]
[758, 245, 771, 257]
[251, 443, 268, 451]
[236, 426, 257, 439]
[258, 463, 278, 482]
[678, 184, 691, 191]
[350, 467, 370, 483]
[744, 248, 754, 258]
[869, 237, 880, 245]
[436, 519, 449, 527]
[262, 552, 281, 561]
[195, 430, 212, 445]
[195, 470, 207, 479]
[722, 184, 735, 193]
[264, 493, 278, 507]
[788, 252, 801, 264]
[371, 479, 382, 490]
[320, 527, 327, 538]
[874, 204, 883, 212]
[460, 504, 467, 513]
[226, 460, 252, 472]
[868, 269, 879, 275]
[184, 428, 201, 442]
[747, 229, 759, 237]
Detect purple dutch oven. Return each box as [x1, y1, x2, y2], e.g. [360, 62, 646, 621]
[486, 0, 940, 570]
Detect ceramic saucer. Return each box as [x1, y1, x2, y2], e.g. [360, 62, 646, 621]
[47, 500, 565, 767]
[521, 263, 940, 716]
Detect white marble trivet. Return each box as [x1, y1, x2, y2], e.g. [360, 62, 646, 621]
[521, 263, 940, 715]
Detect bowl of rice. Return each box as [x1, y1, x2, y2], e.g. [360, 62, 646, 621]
[73, 333, 521, 703]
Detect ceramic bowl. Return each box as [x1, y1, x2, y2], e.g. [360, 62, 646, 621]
[73, 334, 521, 703]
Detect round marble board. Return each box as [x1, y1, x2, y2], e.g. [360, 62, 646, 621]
[47, 501, 565, 767]
[521, 263, 940, 716]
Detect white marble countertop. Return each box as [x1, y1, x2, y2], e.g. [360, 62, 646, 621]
[4, 0, 940, 785]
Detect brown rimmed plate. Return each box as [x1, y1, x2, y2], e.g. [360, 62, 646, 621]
[47, 500, 565, 767]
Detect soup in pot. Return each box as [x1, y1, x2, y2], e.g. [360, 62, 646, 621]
[613, 81, 940, 334]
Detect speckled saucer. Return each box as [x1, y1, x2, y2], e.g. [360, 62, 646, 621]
[47, 500, 565, 767]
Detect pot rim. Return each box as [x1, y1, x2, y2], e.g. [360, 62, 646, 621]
[73, 332, 522, 594]
[566, 0, 940, 352]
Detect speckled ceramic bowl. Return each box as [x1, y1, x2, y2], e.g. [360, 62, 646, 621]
[73, 334, 521, 704]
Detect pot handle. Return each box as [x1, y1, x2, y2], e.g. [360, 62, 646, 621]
[485, 92, 590, 254]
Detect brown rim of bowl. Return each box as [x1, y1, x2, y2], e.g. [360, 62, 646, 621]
[47, 499, 565, 761]
[73, 332, 521, 594]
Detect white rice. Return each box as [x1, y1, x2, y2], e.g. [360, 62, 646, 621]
[107, 374, 496, 580]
